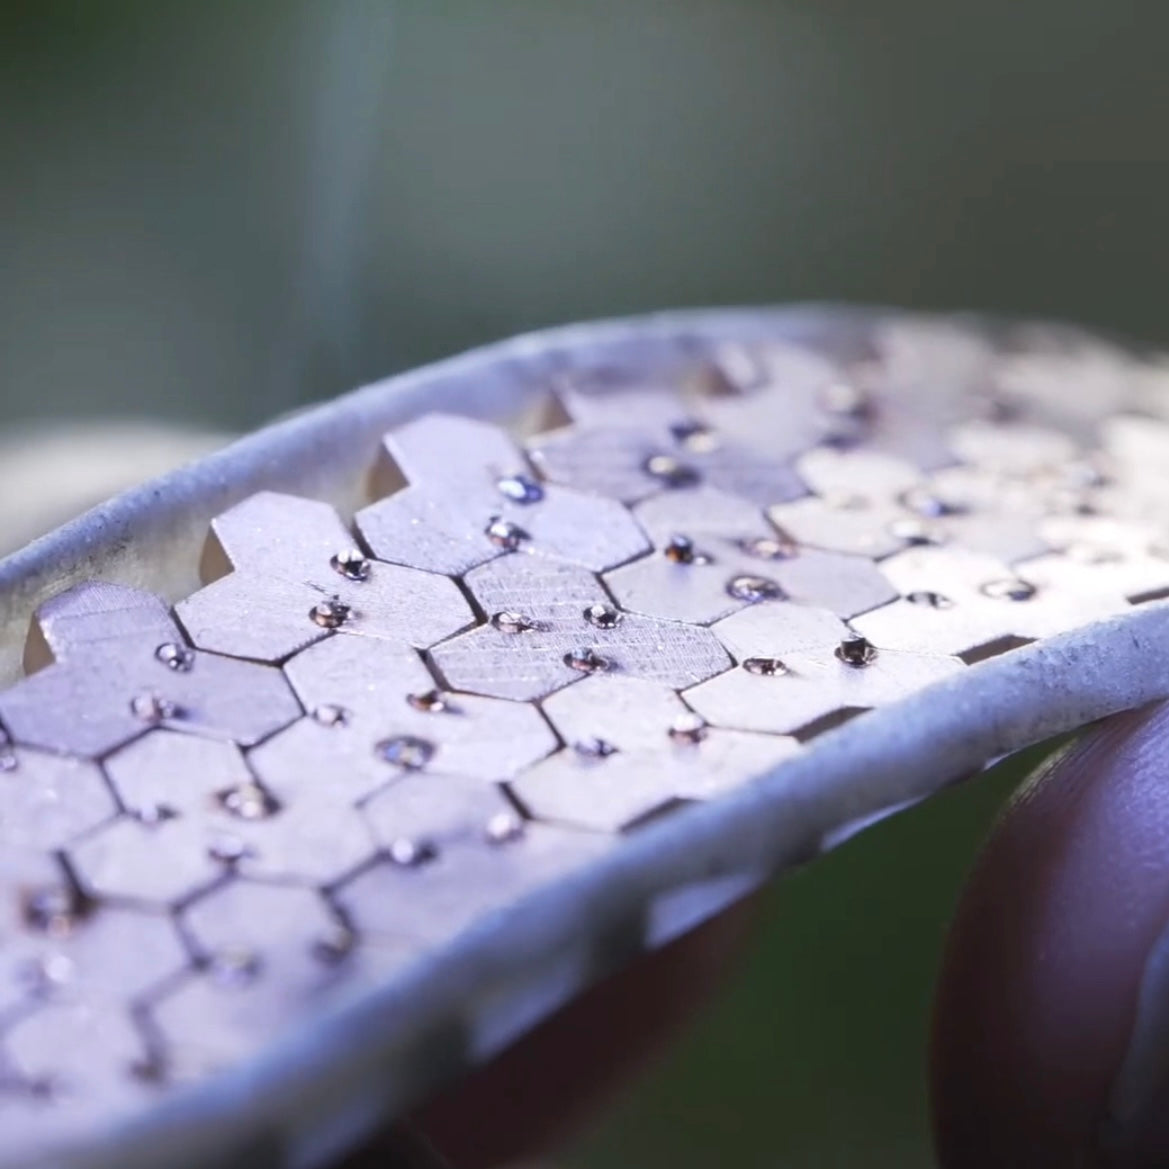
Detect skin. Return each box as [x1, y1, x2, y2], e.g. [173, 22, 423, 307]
[932, 700, 1169, 1167]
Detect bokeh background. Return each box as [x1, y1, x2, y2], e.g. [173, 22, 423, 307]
[2, 3, 1168, 1165]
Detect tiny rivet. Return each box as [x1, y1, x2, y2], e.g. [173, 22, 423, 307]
[726, 574, 784, 603]
[980, 578, 1037, 602]
[310, 598, 352, 629]
[836, 634, 877, 667]
[743, 656, 789, 676]
[330, 548, 371, 582]
[643, 453, 700, 488]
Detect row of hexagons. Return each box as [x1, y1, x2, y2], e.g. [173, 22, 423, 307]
[4, 316, 1168, 1139]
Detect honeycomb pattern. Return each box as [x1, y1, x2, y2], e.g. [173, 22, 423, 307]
[0, 583, 300, 756]
[176, 492, 477, 663]
[356, 414, 651, 575]
[1, 313, 1169, 1155]
[428, 554, 732, 701]
[604, 485, 896, 624]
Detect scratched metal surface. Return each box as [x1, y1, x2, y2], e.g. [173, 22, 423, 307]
[2, 308, 1169, 1168]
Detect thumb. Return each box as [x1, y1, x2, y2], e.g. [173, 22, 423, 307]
[931, 700, 1169, 1168]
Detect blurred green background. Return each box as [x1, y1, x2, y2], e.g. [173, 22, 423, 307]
[2, 3, 1167, 1165]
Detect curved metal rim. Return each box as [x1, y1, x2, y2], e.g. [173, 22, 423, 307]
[3, 305, 1167, 1169]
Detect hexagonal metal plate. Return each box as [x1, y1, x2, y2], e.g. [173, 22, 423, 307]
[2, 308, 1169, 1169]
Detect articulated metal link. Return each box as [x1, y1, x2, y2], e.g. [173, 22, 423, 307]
[1, 311, 1169, 1164]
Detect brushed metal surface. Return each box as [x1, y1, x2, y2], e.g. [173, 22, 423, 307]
[1, 307, 1168, 1167]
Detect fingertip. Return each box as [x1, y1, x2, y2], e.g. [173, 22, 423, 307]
[931, 701, 1169, 1168]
